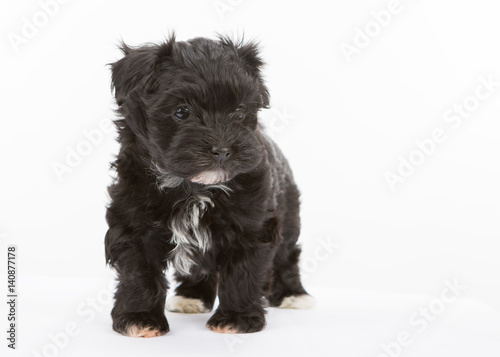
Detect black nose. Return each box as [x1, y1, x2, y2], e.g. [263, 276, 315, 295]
[211, 147, 231, 163]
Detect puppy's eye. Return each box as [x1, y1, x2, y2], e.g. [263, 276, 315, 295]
[174, 107, 190, 120]
[235, 108, 245, 120]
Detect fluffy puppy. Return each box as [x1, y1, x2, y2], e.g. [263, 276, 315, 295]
[104, 35, 313, 337]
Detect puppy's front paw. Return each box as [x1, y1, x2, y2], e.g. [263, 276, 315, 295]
[125, 325, 164, 338]
[206, 309, 265, 334]
[112, 311, 169, 338]
[166, 295, 210, 313]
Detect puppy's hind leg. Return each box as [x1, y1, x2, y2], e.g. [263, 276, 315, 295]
[166, 269, 217, 314]
[268, 243, 315, 309]
[268, 184, 315, 309]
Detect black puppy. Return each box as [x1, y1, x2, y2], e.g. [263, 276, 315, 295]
[105, 35, 313, 337]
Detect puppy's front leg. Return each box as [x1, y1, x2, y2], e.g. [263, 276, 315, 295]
[105, 227, 170, 337]
[207, 241, 277, 334]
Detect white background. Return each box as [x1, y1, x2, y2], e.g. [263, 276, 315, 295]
[1, 0, 499, 356]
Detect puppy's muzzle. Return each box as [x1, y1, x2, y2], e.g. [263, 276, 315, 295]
[211, 147, 231, 164]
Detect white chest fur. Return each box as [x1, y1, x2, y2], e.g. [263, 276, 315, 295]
[154, 166, 231, 275]
[169, 192, 214, 275]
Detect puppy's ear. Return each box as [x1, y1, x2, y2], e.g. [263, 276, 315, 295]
[219, 36, 270, 108]
[109, 37, 175, 135]
[110, 38, 174, 101]
[237, 42, 270, 108]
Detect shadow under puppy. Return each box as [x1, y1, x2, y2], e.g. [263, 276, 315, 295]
[105, 35, 314, 337]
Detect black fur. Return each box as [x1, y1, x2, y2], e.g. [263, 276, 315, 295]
[104, 35, 310, 337]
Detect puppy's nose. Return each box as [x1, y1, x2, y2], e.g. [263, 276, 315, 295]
[211, 147, 231, 163]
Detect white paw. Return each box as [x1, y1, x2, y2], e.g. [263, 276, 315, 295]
[166, 296, 210, 313]
[124, 325, 164, 338]
[279, 294, 316, 309]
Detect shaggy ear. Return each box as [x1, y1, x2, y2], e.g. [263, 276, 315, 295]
[236, 43, 265, 77]
[237, 42, 270, 108]
[110, 37, 175, 104]
[109, 37, 175, 136]
[219, 36, 270, 108]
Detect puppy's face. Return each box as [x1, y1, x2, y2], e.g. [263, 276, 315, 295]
[111, 36, 270, 185]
